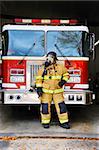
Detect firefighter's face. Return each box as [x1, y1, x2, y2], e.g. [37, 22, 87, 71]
[46, 54, 55, 64]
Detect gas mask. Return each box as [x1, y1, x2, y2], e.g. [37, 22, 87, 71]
[44, 54, 55, 68]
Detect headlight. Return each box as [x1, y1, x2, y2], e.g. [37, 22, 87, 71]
[68, 77, 80, 83]
[10, 76, 24, 82]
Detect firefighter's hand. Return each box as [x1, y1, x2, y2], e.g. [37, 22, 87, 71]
[58, 80, 66, 88]
[29, 86, 34, 92]
[37, 87, 43, 97]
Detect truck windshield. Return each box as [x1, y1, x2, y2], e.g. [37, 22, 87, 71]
[3, 29, 90, 57]
[7, 30, 45, 56]
[46, 31, 89, 57]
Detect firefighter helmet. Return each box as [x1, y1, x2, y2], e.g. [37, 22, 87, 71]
[46, 51, 58, 60]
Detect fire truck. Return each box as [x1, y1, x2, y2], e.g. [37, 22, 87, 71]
[0, 19, 95, 105]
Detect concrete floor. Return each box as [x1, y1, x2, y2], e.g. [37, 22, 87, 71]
[0, 103, 99, 149]
[0, 104, 99, 138]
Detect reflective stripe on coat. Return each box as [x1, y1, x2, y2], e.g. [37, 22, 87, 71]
[35, 62, 70, 93]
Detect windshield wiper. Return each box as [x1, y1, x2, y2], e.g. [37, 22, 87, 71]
[54, 44, 71, 66]
[18, 43, 35, 65]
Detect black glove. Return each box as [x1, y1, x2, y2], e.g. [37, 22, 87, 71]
[37, 87, 43, 97]
[29, 86, 34, 92]
[58, 80, 66, 88]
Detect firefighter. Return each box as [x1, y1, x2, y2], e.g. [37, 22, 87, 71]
[35, 51, 70, 129]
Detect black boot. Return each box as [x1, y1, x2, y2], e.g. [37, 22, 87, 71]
[60, 122, 70, 129]
[42, 123, 50, 129]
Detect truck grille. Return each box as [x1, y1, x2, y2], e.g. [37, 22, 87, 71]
[29, 64, 42, 87]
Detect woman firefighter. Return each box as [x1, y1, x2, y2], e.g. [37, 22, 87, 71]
[35, 51, 70, 129]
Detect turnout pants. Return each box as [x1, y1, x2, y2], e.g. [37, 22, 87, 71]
[40, 92, 69, 124]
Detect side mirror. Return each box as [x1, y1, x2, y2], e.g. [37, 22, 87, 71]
[0, 49, 2, 55]
[89, 33, 95, 60]
[0, 32, 2, 55]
